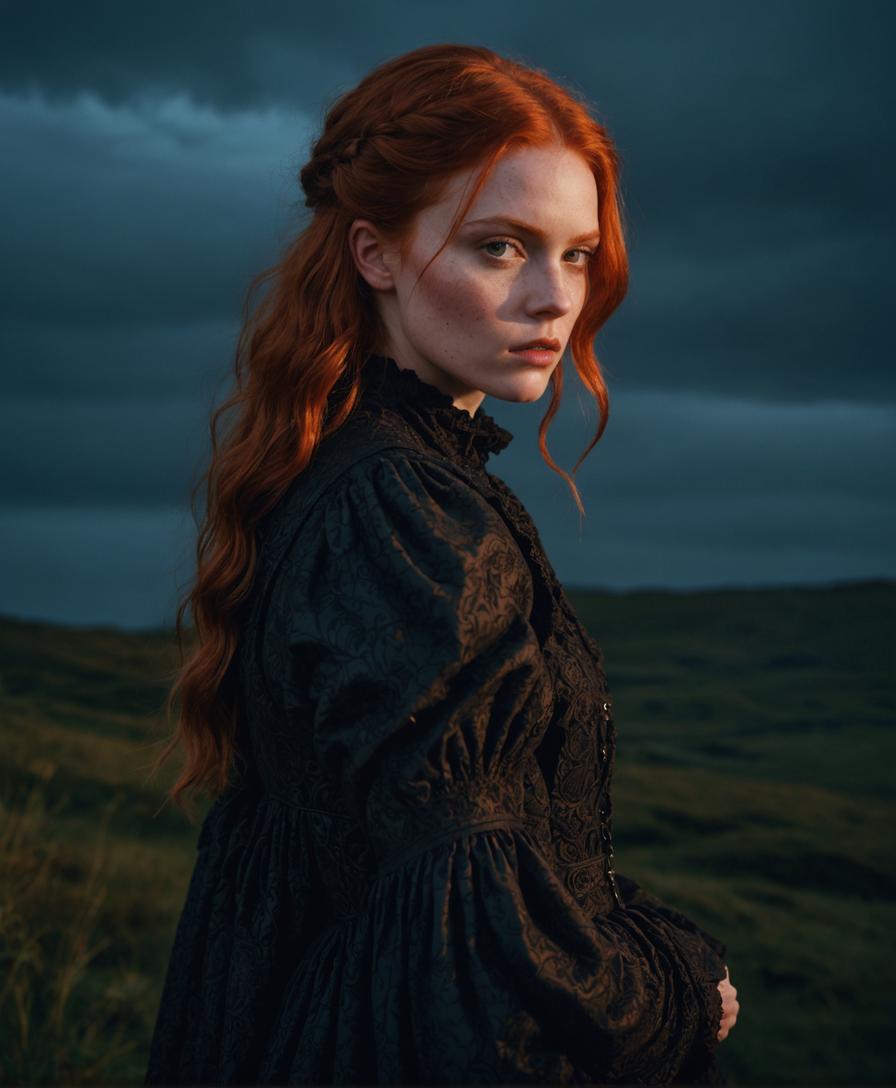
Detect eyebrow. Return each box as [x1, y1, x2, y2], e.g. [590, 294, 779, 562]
[461, 215, 601, 245]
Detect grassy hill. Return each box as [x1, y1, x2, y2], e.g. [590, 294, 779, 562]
[0, 579, 893, 1083]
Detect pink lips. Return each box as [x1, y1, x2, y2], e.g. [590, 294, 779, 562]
[508, 346, 559, 367]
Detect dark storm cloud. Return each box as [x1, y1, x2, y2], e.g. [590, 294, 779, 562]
[0, 396, 211, 506]
[5, 373, 892, 511]
[1, 506, 193, 629]
[2, 0, 892, 403]
[2, 390, 891, 630]
[0, 90, 311, 329]
[6, 1, 889, 122]
[509, 389, 895, 591]
[1, 0, 893, 627]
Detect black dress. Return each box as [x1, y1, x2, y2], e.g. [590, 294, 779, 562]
[144, 353, 729, 1085]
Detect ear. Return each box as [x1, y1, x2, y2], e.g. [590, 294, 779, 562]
[348, 218, 399, 291]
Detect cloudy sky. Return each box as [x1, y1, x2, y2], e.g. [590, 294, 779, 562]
[1, 0, 893, 630]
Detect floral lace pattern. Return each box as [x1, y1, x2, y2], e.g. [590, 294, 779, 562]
[144, 354, 728, 1085]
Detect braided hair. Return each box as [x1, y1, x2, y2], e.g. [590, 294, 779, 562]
[153, 42, 630, 809]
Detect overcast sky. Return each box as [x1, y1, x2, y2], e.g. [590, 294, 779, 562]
[1, 0, 893, 631]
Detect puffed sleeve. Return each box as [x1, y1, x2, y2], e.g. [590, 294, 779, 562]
[266, 450, 726, 1085]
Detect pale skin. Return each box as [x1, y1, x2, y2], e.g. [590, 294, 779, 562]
[348, 141, 595, 417]
[348, 139, 739, 1045]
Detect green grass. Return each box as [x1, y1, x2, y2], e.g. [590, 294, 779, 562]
[567, 578, 896, 1084]
[0, 579, 893, 1083]
[0, 618, 195, 1083]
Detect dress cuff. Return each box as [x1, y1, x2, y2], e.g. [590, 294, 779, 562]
[674, 929, 728, 1084]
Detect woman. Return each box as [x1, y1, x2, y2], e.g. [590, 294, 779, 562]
[145, 43, 739, 1085]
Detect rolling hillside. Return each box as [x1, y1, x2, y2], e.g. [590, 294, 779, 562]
[1, 579, 893, 1084]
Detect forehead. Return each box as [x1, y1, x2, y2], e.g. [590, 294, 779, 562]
[422, 143, 599, 235]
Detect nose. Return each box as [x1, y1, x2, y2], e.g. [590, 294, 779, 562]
[524, 260, 575, 318]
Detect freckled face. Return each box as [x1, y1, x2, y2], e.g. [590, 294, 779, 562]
[375, 142, 600, 415]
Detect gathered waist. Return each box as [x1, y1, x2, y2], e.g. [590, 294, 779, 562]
[261, 787, 622, 915]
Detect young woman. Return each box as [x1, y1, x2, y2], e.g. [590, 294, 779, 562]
[145, 43, 739, 1085]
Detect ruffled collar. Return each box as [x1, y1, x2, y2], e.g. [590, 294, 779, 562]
[356, 354, 514, 471]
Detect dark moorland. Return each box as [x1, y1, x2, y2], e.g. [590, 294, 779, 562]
[0, 579, 893, 1084]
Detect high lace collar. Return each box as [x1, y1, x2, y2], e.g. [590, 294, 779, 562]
[356, 354, 514, 471]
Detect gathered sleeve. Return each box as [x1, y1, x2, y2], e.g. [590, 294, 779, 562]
[272, 450, 726, 1085]
[615, 871, 728, 963]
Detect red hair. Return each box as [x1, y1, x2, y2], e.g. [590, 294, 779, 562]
[149, 43, 630, 816]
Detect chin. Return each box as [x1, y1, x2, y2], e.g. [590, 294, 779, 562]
[512, 371, 555, 398]
[497, 382, 551, 405]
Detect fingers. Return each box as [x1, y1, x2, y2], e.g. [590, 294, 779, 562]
[717, 1000, 740, 1042]
[716, 972, 739, 1043]
[717, 1013, 736, 1042]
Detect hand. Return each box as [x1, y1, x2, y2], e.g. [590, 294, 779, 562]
[716, 965, 739, 1042]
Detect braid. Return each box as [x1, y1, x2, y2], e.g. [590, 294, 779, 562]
[300, 120, 407, 209]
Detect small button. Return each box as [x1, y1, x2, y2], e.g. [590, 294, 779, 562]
[602, 702, 611, 711]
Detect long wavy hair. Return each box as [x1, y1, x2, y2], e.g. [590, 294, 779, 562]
[148, 43, 630, 817]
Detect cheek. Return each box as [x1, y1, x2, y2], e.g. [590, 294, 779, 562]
[413, 261, 501, 329]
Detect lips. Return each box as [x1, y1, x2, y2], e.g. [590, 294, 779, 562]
[510, 337, 561, 352]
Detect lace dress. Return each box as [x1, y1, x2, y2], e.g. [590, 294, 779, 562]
[144, 353, 729, 1085]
